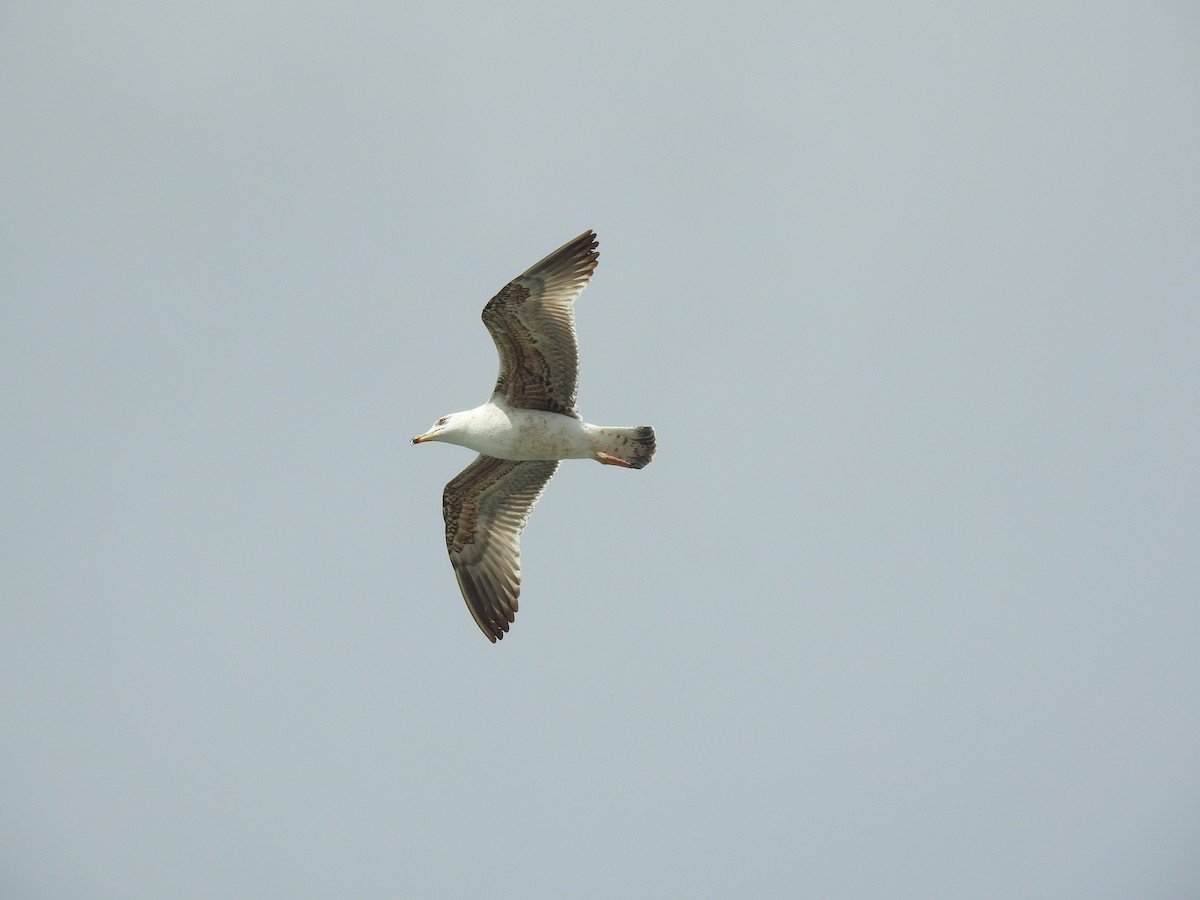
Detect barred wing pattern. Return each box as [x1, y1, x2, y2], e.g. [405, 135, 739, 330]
[481, 229, 599, 417]
[442, 455, 560, 642]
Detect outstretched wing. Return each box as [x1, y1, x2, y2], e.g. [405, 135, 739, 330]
[442, 455, 560, 642]
[481, 230, 599, 417]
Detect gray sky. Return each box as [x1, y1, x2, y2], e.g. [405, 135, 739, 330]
[3, 2, 1199, 897]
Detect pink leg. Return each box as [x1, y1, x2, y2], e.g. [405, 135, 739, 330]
[596, 451, 634, 468]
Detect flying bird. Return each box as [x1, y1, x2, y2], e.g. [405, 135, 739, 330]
[412, 230, 656, 641]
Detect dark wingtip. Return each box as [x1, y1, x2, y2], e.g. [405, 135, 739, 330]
[519, 229, 599, 284]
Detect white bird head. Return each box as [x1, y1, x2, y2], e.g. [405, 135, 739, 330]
[412, 413, 459, 446]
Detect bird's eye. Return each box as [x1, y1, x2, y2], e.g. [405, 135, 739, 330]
[436, 417, 447, 426]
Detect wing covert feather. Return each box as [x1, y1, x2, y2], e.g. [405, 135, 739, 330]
[481, 230, 599, 416]
[442, 455, 560, 641]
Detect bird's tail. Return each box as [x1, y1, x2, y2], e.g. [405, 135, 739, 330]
[591, 425, 656, 469]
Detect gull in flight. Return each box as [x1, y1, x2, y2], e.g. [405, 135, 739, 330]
[413, 230, 656, 641]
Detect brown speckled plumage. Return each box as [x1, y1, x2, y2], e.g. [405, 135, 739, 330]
[443, 456, 559, 642]
[416, 230, 654, 642]
[482, 229, 597, 417]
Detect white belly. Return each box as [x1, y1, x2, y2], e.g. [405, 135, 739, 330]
[468, 404, 595, 461]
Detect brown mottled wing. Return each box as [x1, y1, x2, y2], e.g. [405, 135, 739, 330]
[481, 229, 599, 417]
[442, 455, 560, 642]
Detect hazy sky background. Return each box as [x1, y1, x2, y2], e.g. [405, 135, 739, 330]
[3, 2, 1198, 897]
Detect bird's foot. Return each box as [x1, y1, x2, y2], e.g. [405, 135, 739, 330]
[596, 452, 634, 468]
